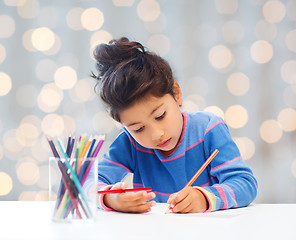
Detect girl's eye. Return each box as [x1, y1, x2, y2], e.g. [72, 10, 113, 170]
[134, 126, 144, 133]
[155, 111, 166, 120]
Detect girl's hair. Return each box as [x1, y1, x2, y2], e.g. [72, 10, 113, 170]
[92, 37, 175, 122]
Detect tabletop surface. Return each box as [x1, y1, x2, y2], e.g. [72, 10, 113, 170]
[0, 201, 295, 240]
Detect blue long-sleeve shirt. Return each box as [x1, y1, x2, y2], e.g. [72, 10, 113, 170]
[97, 111, 258, 211]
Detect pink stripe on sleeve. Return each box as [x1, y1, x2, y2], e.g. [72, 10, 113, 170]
[103, 157, 132, 173]
[153, 191, 171, 196]
[224, 184, 237, 208]
[133, 183, 144, 187]
[214, 186, 227, 210]
[211, 156, 241, 171]
[204, 120, 226, 135]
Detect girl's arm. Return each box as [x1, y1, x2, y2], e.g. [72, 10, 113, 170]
[200, 116, 258, 212]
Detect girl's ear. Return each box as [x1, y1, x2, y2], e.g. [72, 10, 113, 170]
[173, 81, 182, 106]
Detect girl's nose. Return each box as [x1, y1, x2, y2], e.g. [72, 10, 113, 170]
[151, 126, 164, 141]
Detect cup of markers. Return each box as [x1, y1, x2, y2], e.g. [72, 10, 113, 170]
[47, 134, 104, 222]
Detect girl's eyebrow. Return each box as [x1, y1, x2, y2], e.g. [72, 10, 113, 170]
[127, 103, 164, 127]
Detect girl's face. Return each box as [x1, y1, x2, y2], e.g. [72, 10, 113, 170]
[119, 82, 183, 156]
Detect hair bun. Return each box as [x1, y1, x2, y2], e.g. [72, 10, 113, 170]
[93, 37, 145, 78]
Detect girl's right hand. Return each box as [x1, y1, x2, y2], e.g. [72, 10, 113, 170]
[103, 182, 156, 213]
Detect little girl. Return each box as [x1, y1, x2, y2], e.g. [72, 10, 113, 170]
[91, 37, 257, 213]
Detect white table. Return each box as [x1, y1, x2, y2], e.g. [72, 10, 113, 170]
[0, 202, 295, 240]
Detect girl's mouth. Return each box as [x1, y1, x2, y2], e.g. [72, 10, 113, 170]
[157, 138, 171, 148]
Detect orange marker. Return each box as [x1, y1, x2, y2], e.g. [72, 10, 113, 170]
[165, 149, 219, 213]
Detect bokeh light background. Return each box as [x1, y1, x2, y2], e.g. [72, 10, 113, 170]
[0, 0, 296, 203]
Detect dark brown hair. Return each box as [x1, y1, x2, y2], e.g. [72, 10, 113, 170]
[92, 37, 175, 122]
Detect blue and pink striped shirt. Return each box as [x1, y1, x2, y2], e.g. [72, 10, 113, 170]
[97, 111, 258, 212]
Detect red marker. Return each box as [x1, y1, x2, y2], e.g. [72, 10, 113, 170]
[98, 187, 152, 194]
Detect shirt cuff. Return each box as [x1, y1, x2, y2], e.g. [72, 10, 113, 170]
[97, 185, 114, 211]
[194, 186, 216, 212]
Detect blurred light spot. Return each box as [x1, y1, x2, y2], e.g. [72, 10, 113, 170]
[16, 122, 40, 147]
[92, 112, 115, 134]
[61, 115, 76, 136]
[22, 29, 37, 52]
[144, 13, 166, 33]
[215, 0, 238, 14]
[0, 172, 13, 196]
[37, 6, 59, 28]
[67, 7, 84, 31]
[35, 59, 58, 82]
[260, 119, 283, 143]
[227, 72, 250, 96]
[90, 30, 113, 54]
[182, 100, 199, 112]
[285, 30, 296, 53]
[43, 34, 61, 56]
[31, 27, 55, 51]
[234, 137, 255, 160]
[113, 0, 135, 6]
[147, 34, 170, 56]
[18, 191, 37, 201]
[225, 105, 248, 129]
[286, 0, 296, 21]
[185, 95, 206, 112]
[0, 15, 15, 38]
[222, 21, 244, 44]
[204, 106, 225, 119]
[81, 8, 104, 31]
[42, 114, 65, 137]
[250, 40, 273, 64]
[21, 115, 41, 126]
[292, 160, 296, 178]
[254, 20, 277, 42]
[20, 115, 42, 134]
[3, 130, 23, 154]
[263, 0, 286, 23]
[209, 45, 233, 69]
[36, 165, 49, 189]
[37, 83, 63, 113]
[4, 0, 26, 6]
[35, 191, 50, 201]
[56, 53, 79, 70]
[194, 24, 217, 47]
[17, 0, 40, 19]
[16, 84, 38, 108]
[16, 160, 40, 185]
[0, 72, 12, 96]
[31, 139, 51, 163]
[54, 66, 77, 90]
[137, 0, 160, 22]
[277, 108, 296, 132]
[70, 78, 96, 102]
[0, 44, 6, 64]
[280, 60, 296, 84]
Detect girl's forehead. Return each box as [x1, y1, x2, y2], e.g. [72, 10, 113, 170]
[119, 94, 173, 123]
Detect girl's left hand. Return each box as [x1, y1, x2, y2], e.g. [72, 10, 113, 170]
[167, 186, 208, 213]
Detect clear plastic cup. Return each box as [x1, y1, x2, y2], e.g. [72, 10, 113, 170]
[49, 157, 98, 222]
